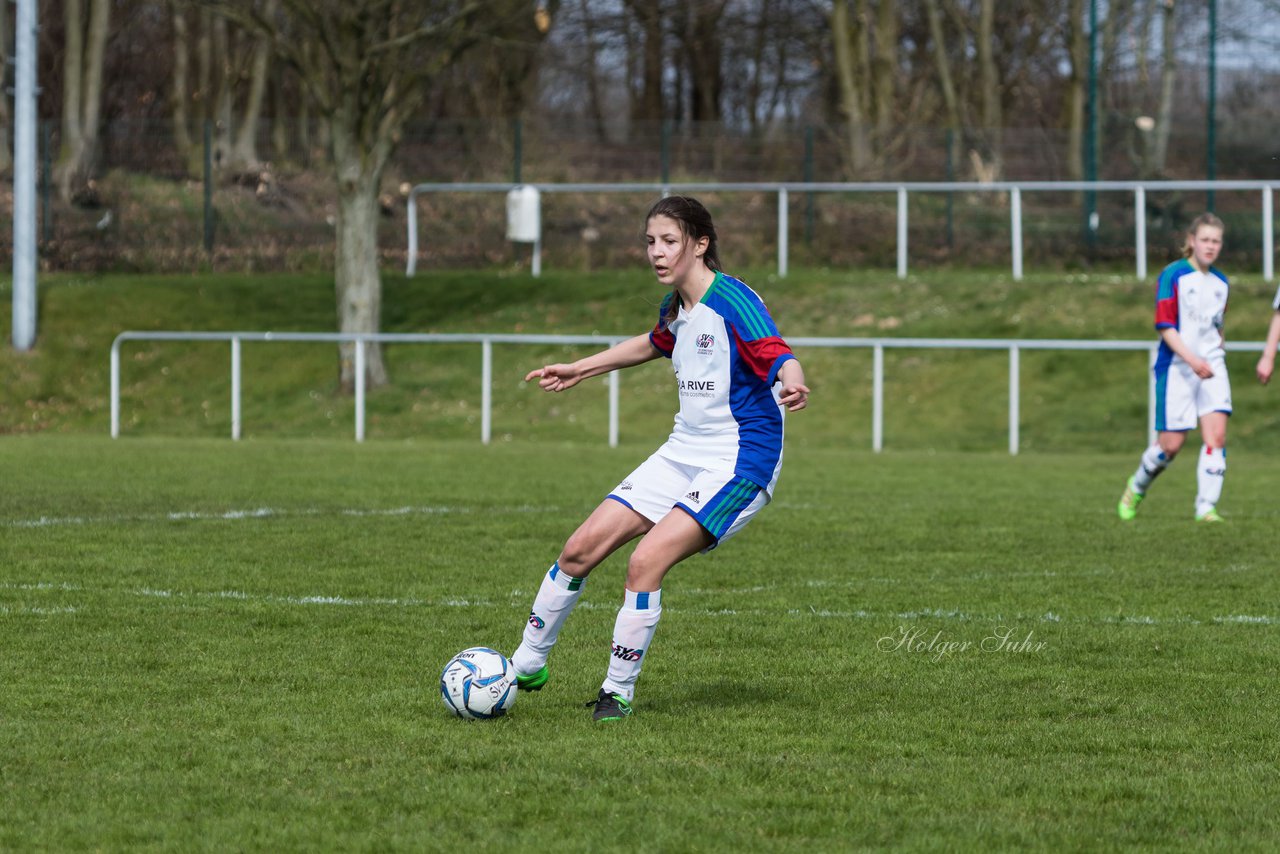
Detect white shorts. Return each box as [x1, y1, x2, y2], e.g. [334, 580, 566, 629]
[1155, 356, 1232, 432]
[607, 452, 769, 551]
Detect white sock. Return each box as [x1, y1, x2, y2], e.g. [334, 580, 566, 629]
[1132, 443, 1171, 493]
[601, 588, 662, 702]
[510, 562, 586, 677]
[1195, 445, 1226, 516]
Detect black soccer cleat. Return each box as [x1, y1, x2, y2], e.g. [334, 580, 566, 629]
[586, 688, 633, 722]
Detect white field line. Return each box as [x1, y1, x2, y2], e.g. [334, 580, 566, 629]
[2, 504, 557, 529]
[1, 581, 1274, 627]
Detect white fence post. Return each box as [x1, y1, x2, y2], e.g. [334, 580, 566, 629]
[231, 336, 242, 440]
[354, 339, 366, 442]
[897, 187, 908, 279]
[110, 341, 121, 438]
[873, 343, 884, 452]
[778, 187, 789, 279]
[1135, 187, 1147, 280]
[1011, 187, 1023, 281]
[532, 195, 543, 278]
[1009, 344, 1020, 456]
[608, 369, 619, 448]
[1148, 346, 1158, 443]
[482, 338, 493, 445]
[1264, 186, 1274, 283]
[406, 192, 419, 276]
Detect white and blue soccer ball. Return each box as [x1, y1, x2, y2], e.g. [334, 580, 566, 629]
[439, 647, 518, 720]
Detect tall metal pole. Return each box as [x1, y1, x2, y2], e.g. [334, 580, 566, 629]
[11, 0, 39, 351]
[1206, 0, 1217, 211]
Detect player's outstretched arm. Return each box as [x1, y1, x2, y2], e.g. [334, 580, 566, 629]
[1257, 312, 1280, 385]
[777, 359, 810, 411]
[525, 334, 660, 393]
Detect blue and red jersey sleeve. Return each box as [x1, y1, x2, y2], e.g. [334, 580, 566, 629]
[649, 293, 676, 357]
[733, 330, 795, 385]
[705, 277, 795, 384]
[1155, 262, 1184, 330]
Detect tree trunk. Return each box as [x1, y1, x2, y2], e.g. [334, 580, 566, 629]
[686, 1, 726, 125]
[1064, 0, 1086, 180]
[170, 1, 195, 173]
[331, 121, 390, 392]
[55, 0, 110, 203]
[211, 13, 233, 169]
[1152, 0, 1177, 176]
[197, 6, 213, 125]
[56, 0, 84, 201]
[871, 0, 897, 139]
[976, 0, 1002, 180]
[831, 0, 871, 174]
[0, 4, 11, 175]
[228, 1, 277, 172]
[922, 0, 961, 175]
[1136, 0, 1154, 89]
[624, 0, 664, 123]
[270, 72, 289, 162]
[578, 0, 609, 142]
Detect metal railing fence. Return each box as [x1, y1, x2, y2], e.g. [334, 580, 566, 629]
[406, 179, 1277, 282]
[110, 331, 1271, 453]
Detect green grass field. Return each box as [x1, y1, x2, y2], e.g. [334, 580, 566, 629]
[3, 267, 1280, 848]
[2, 436, 1278, 850]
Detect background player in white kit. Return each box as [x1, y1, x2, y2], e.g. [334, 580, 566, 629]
[1118, 213, 1229, 522]
[509, 196, 810, 722]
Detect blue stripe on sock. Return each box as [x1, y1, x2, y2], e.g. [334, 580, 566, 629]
[636, 591, 650, 610]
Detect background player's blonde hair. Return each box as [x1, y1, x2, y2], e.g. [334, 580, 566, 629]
[1182, 212, 1225, 258]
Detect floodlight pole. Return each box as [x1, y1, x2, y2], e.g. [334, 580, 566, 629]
[11, 0, 39, 351]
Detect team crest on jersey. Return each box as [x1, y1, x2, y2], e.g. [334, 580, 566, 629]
[695, 333, 715, 354]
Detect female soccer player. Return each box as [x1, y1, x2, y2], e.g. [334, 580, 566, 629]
[1117, 213, 1229, 522]
[509, 195, 810, 721]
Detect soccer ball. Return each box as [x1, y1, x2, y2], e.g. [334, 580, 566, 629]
[439, 646, 518, 720]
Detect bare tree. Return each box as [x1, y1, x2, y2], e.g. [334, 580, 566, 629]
[226, 0, 277, 170]
[623, 0, 665, 122]
[678, 0, 728, 125]
[975, 0, 1002, 179]
[55, 0, 111, 203]
[576, 0, 610, 141]
[0, 2, 11, 175]
[170, 0, 197, 172]
[1152, 0, 1177, 175]
[830, 0, 872, 173]
[1064, 0, 1087, 179]
[207, 0, 503, 391]
[922, 0, 963, 172]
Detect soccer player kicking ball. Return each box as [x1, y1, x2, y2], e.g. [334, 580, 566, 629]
[1118, 213, 1230, 522]
[509, 195, 809, 722]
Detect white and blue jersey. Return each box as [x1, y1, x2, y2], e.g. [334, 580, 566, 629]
[646, 271, 796, 497]
[1154, 258, 1229, 364]
[1152, 258, 1232, 431]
